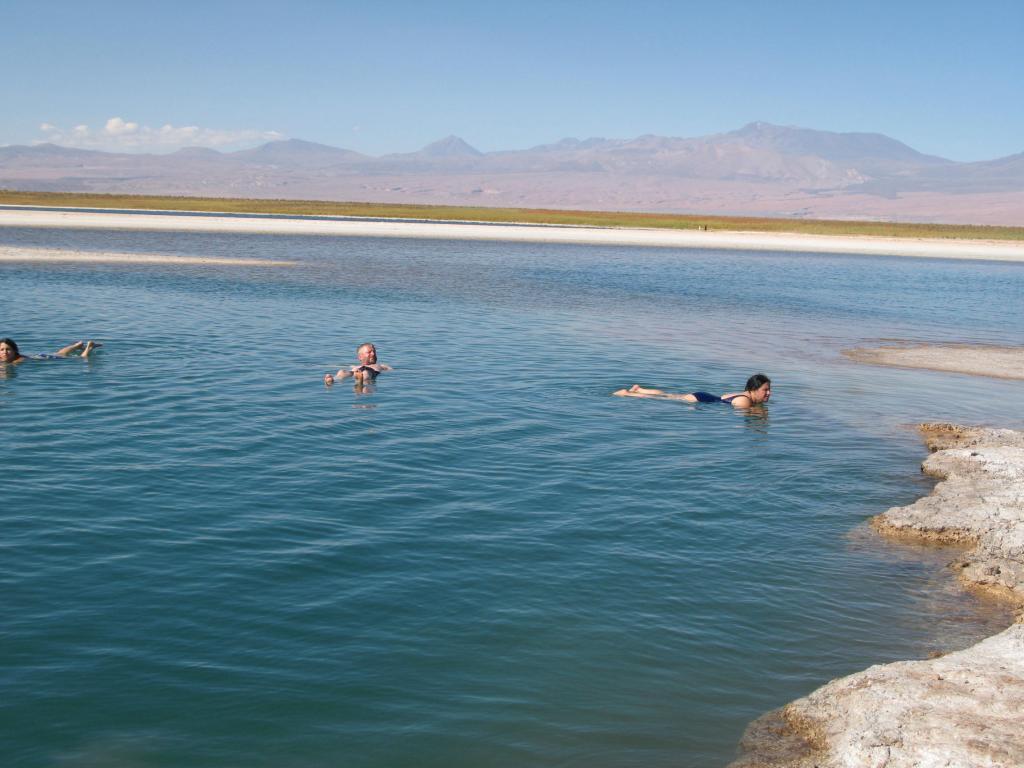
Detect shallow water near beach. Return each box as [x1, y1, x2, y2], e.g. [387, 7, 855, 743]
[2, 223, 1022, 768]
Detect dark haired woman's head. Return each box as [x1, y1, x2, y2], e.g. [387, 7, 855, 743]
[745, 373, 771, 403]
[745, 373, 770, 391]
[0, 338, 21, 363]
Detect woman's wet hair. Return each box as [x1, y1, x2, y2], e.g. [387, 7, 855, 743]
[745, 373, 771, 391]
[0, 338, 20, 358]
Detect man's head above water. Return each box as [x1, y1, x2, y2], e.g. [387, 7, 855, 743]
[356, 343, 378, 366]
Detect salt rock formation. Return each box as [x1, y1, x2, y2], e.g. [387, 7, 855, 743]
[732, 424, 1024, 768]
[770, 624, 1024, 767]
[874, 424, 1024, 605]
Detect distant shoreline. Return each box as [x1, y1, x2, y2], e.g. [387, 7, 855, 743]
[2, 191, 1024, 241]
[3, 207, 1024, 262]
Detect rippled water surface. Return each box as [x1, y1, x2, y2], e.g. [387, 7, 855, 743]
[3, 223, 1022, 768]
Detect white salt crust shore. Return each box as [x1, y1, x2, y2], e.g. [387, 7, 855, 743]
[0, 245, 295, 267]
[733, 425, 1024, 768]
[844, 344, 1024, 381]
[3, 208, 1024, 261]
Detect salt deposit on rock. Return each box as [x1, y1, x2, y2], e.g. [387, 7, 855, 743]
[874, 424, 1024, 606]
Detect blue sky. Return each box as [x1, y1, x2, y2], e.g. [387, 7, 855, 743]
[3, 0, 1021, 160]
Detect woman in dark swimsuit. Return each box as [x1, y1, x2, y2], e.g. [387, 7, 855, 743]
[613, 373, 771, 408]
[1, 337, 99, 365]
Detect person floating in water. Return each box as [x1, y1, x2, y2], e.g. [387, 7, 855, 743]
[613, 373, 771, 408]
[0, 337, 100, 365]
[323, 342, 392, 386]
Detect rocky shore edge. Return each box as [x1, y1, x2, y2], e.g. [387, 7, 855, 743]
[731, 424, 1024, 768]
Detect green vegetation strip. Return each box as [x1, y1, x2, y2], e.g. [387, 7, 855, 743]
[2, 190, 1022, 241]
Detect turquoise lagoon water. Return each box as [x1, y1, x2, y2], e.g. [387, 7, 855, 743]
[2, 222, 1022, 768]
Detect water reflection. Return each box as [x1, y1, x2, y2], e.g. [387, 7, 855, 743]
[353, 378, 377, 396]
[740, 405, 770, 430]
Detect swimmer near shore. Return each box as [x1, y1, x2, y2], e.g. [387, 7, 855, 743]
[0, 337, 100, 365]
[614, 373, 771, 408]
[323, 342, 393, 387]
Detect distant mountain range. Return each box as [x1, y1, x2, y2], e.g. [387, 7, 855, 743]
[2, 122, 1022, 225]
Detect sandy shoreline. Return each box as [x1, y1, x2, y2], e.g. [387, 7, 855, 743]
[3, 207, 1024, 261]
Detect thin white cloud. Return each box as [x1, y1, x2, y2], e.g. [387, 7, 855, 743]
[36, 117, 284, 152]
